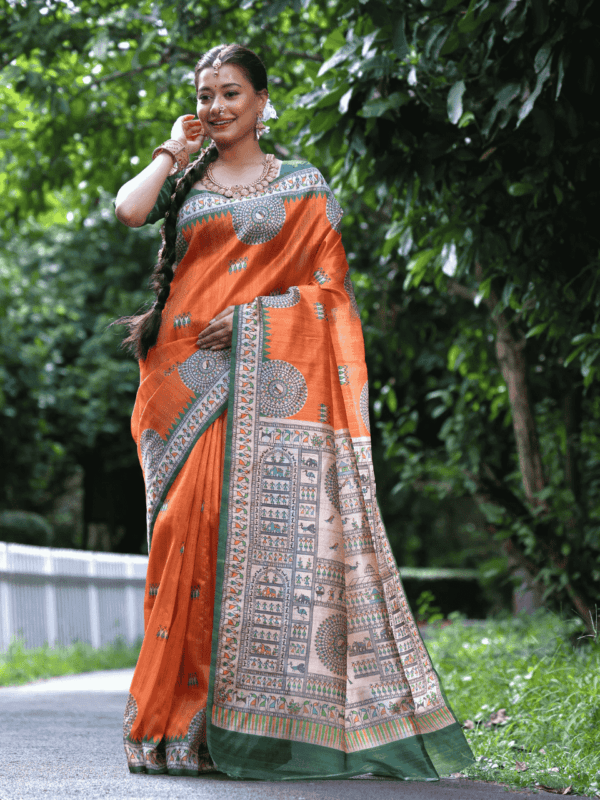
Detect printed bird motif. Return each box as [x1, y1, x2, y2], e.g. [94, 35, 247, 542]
[345, 561, 359, 573]
[289, 662, 305, 673]
[325, 515, 335, 524]
[329, 543, 339, 550]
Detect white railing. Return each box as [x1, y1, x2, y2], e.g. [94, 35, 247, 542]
[0, 542, 148, 653]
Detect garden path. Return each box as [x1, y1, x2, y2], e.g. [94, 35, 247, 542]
[0, 669, 561, 799]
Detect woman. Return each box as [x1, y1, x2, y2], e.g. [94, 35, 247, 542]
[115, 43, 473, 781]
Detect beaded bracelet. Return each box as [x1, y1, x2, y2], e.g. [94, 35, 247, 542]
[152, 139, 190, 176]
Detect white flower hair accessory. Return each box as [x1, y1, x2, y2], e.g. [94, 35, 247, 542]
[262, 99, 278, 122]
[256, 99, 278, 138]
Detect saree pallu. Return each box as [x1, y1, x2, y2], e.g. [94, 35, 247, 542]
[124, 160, 474, 779]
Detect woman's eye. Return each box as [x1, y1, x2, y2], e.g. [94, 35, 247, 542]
[226, 92, 238, 98]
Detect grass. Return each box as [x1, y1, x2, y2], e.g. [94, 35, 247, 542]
[0, 638, 141, 687]
[425, 610, 600, 798]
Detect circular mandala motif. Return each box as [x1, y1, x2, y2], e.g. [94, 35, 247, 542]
[325, 463, 340, 513]
[315, 614, 347, 676]
[259, 360, 307, 418]
[123, 693, 138, 739]
[344, 271, 360, 319]
[326, 192, 343, 233]
[360, 381, 370, 433]
[178, 349, 230, 395]
[231, 195, 286, 245]
[140, 429, 164, 481]
[262, 286, 301, 308]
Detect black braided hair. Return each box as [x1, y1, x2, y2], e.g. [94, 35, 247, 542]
[117, 145, 219, 359]
[117, 44, 268, 360]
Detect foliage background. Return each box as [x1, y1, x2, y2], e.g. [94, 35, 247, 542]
[0, 0, 598, 623]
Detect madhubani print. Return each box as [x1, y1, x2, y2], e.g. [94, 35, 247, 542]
[262, 286, 301, 309]
[174, 165, 344, 264]
[211, 302, 450, 754]
[124, 694, 215, 775]
[360, 381, 370, 434]
[344, 271, 361, 320]
[140, 349, 230, 545]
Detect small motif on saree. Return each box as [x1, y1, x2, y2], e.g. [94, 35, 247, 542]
[163, 360, 182, 377]
[191, 585, 200, 599]
[338, 364, 350, 385]
[173, 313, 191, 329]
[148, 583, 159, 597]
[188, 672, 198, 686]
[313, 267, 330, 285]
[319, 403, 331, 423]
[180, 543, 185, 554]
[156, 625, 169, 639]
[228, 257, 248, 274]
[313, 301, 328, 320]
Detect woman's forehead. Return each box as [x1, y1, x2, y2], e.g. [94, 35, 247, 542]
[197, 64, 250, 91]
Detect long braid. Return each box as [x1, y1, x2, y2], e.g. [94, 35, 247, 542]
[117, 144, 219, 360]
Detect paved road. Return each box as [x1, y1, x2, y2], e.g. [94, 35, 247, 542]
[0, 670, 571, 800]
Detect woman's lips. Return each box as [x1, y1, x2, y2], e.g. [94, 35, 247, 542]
[210, 119, 235, 127]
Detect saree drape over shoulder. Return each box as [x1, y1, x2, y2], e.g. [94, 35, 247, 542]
[123, 160, 473, 780]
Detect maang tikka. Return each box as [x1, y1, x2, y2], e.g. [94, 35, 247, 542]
[213, 53, 222, 76]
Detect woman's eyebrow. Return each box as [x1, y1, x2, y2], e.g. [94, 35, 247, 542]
[197, 82, 242, 92]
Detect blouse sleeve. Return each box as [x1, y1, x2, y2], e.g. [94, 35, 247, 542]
[143, 170, 185, 225]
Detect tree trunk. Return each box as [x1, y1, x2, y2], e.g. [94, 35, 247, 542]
[448, 275, 594, 634]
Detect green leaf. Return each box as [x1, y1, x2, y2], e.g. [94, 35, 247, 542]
[447, 80, 466, 125]
[507, 183, 534, 196]
[448, 343, 462, 371]
[386, 388, 398, 413]
[339, 87, 353, 114]
[482, 83, 520, 136]
[525, 322, 549, 338]
[391, 14, 409, 58]
[317, 41, 359, 77]
[517, 60, 552, 127]
[458, 111, 475, 128]
[359, 92, 409, 118]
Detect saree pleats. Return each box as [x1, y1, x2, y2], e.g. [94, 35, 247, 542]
[124, 411, 226, 775]
[124, 159, 474, 780]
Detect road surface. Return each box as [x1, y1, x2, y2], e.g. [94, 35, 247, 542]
[0, 669, 573, 799]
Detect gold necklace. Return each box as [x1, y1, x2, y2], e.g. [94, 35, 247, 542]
[203, 153, 279, 200]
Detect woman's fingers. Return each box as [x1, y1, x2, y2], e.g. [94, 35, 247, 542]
[197, 307, 234, 349]
[170, 115, 205, 153]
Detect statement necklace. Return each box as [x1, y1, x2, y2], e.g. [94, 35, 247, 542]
[203, 153, 279, 200]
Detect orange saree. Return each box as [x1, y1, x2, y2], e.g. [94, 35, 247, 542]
[123, 160, 474, 779]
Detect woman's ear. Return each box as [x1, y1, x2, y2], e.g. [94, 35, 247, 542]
[258, 89, 269, 116]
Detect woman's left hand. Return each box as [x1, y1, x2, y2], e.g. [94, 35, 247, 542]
[197, 306, 235, 350]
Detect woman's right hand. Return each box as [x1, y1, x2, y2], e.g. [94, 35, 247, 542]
[171, 115, 207, 155]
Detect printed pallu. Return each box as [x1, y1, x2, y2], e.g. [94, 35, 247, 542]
[123, 160, 474, 780]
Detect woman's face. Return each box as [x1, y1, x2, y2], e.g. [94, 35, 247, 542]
[196, 63, 267, 146]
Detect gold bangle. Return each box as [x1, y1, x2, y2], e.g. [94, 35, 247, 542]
[152, 139, 190, 176]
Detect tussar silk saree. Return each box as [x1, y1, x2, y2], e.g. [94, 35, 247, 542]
[123, 159, 474, 780]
